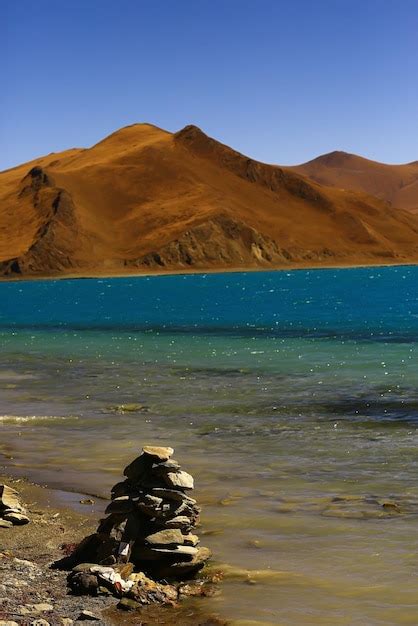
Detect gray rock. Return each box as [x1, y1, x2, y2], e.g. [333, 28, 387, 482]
[0, 519, 13, 528]
[3, 512, 30, 525]
[161, 515, 193, 530]
[151, 488, 196, 504]
[105, 496, 134, 515]
[151, 545, 198, 560]
[164, 470, 194, 490]
[0, 485, 21, 511]
[32, 603, 54, 613]
[154, 546, 212, 580]
[145, 528, 184, 546]
[183, 533, 199, 546]
[142, 446, 174, 460]
[76, 610, 101, 621]
[117, 597, 140, 611]
[152, 459, 181, 474]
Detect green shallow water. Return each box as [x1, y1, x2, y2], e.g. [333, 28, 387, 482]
[1, 268, 418, 624]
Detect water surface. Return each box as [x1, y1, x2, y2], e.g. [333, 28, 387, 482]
[1, 267, 418, 625]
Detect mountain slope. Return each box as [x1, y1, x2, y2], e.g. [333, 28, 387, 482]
[2, 124, 418, 278]
[288, 151, 418, 213]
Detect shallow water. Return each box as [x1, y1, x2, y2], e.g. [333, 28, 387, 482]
[1, 267, 418, 625]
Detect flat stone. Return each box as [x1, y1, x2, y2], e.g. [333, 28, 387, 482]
[0, 519, 13, 528]
[145, 529, 184, 546]
[130, 545, 162, 561]
[0, 485, 21, 511]
[183, 533, 199, 546]
[110, 480, 141, 499]
[72, 563, 102, 573]
[154, 546, 211, 580]
[76, 610, 101, 621]
[161, 515, 193, 530]
[117, 597, 141, 611]
[151, 545, 198, 559]
[142, 446, 174, 461]
[32, 604, 54, 613]
[151, 488, 196, 504]
[3, 512, 29, 525]
[105, 496, 134, 515]
[68, 571, 99, 595]
[152, 459, 181, 474]
[0, 622, 19, 626]
[163, 471, 194, 490]
[31, 620, 51, 626]
[17, 607, 30, 615]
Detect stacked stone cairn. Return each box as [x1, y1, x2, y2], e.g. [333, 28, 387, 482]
[67, 446, 213, 607]
[0, 484, 30, 527]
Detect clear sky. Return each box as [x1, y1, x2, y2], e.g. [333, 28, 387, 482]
[2, 0, 418, 170]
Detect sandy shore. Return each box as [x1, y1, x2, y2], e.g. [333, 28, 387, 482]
[0, 474, 228, 626]
[1, 258, 417, 283]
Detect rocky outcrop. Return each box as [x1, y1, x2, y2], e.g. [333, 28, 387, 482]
[129, 214, 291, 269]
[1, 168, 82, 275]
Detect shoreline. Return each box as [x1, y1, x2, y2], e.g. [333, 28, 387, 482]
[1, 258, 418, 283]
[0, 472, 229, 626]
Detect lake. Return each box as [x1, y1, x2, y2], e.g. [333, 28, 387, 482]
[1, 266, 418, 625]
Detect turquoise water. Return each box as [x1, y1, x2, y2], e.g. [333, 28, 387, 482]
[1, 267, 418, 625]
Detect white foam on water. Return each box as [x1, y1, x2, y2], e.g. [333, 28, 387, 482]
[0, 414, 79, 423]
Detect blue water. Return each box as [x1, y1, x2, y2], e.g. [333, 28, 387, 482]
[1, 267, 418, 625]
[1, 266, 417, 339]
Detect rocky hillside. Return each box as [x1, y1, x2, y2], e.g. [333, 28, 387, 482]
[2, 124, 418, 278]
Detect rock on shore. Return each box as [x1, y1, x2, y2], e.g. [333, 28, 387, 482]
[0, 484, 30, 527]
[65, 446, 214, 608]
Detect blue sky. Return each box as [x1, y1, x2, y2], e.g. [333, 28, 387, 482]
[2, 0, 418, 170]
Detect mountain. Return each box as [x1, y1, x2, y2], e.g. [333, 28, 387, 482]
[287, 151, 418, 213]
[2, 124, 418, 279]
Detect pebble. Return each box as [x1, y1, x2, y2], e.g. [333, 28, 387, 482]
[76, 610, 101, 621]
[17, 607, 30, 615]
[31, 620, 50, 626]
[61, 619, 73, 626]
[32, 603, 54, 612]
[0, 621, 19, 626]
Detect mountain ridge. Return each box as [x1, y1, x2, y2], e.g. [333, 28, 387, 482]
[287, 150, 418, 213]
[2, 123, 418, 279]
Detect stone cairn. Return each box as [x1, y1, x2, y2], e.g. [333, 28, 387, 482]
[67, 446, 213, 607]
[0, 484, 30, 527]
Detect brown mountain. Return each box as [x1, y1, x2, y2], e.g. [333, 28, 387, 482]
[2, 124, 418, 279]
[288, 151, 418, 213]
